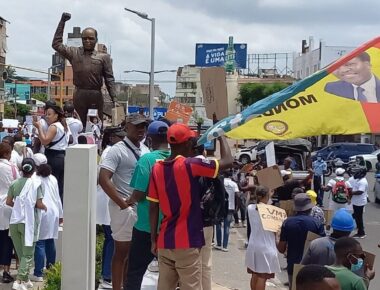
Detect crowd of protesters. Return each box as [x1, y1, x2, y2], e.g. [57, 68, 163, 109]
[0, 100, 378, 290]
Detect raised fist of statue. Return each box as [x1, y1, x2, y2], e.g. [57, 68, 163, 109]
[61, 12, 71, 22]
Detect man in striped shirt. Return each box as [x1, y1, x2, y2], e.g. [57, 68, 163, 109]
[148, 123, 233, 290]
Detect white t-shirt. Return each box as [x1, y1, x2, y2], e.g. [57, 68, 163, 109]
[349, 177, 368, 207]
[327, 176, 352, 210]
[66, 117, 83, 145]
[224, 178, 239, 210]
[100, 138, 150, 197]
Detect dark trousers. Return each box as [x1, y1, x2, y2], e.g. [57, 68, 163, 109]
[234, 194, 246, 224]
[353, 205, 365, 235]
[314, 175, 324, 206]
[45, 149, 65, 202]
[124, 228, 155, 290]
[246, 212, 251, 240]
[73, 89, 103, 128]
[0, 229, 13, 266]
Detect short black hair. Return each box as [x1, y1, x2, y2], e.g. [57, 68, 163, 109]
[357, 52, 370, 63]
[78, 135, 88, 144]
[63, 101, 75, 113]
[14, 134, 23, 142]
[37, 163, 52, 178]
[296, 265, 335, 289]
[334, 237, 360, 257]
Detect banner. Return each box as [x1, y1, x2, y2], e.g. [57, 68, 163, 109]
[165, 101, 193, 124]
[257, 204, 287, 232]
[200, 67, 229, 120]
[198, 37, 380, 144]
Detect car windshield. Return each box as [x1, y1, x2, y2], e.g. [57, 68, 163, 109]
[371, 149, 380, 155]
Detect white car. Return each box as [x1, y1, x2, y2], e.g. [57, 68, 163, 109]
[349, 149, 380, 171]
[234, 146, 257, 164]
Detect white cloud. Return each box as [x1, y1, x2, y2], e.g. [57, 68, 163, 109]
[1, 0, 380, 96]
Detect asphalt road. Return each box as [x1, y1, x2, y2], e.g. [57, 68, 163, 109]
[212, 172, 380, 290]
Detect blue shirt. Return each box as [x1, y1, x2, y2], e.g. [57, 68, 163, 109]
[312, 160, 327, 176]
[280, 214, 326, 275]
[0, 132, 7, 142]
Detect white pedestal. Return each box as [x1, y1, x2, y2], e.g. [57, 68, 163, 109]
[61, 145, 97, 290]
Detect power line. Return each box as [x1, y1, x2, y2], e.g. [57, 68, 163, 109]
[116, 79, 177, 83]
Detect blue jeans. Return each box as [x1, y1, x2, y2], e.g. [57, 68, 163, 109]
[102, 225, 114, 280]
[216, 212, 233, 249]
[33, 239, 56, 277]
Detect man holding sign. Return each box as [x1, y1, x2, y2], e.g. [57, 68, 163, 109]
[277, 193, 325, 289]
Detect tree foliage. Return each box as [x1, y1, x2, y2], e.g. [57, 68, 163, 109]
[32, 93, 48, 103]
[238, 82, 289, 107]
[4, 103, 30, 119]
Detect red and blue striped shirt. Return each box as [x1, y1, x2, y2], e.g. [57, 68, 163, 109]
[147, 156, 219, 249]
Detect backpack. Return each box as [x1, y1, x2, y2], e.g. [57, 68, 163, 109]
[199, 175, 228, 226]
[332, 179, 349, 204]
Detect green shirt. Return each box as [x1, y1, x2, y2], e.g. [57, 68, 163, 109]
[130, 150, 170, 233]
[327, 266, 367, 290]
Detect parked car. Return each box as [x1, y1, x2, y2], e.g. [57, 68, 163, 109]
[312, 143, 377, 163]
[234, 145, 257, 164]
[349, 149, 380, 171]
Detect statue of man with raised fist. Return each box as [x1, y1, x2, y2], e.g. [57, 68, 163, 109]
[52, 12, 116, 126]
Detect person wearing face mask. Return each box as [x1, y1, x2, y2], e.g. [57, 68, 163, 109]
[312, 154, 327, 207]
[327, 237, 375, 290]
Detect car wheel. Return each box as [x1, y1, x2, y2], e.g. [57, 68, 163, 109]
[365, 161, 372, 171]
[239, 154, 251, 165]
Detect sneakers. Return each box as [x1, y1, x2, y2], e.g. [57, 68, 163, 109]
[222, 248, 229, 252]
[213, 245, 222, 250]
[353, 233, 367, 239]
[241, 221, 246, 227]
[30, 275, 43, 282]
[12, 280, 21, 290]
[99, 279, 112, 289]
[2, 271, 14, 283]
[147, 259, 159, 273]
[25, 280, 33, 288]
[18, 283, 29, 290]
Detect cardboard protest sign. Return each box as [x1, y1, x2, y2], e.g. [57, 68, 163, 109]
[303, 231, 322, 255]
[257, 204, 287, 233]
[279, 200, 294, 218]
[87, 109, 98, 117]
[165, 101, 193, 124]
[364, 251, 376, 269]
[255, 166, 284, 190]
[200, 67, 228, 120]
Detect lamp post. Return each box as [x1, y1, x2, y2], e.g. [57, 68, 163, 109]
[123, 69, 176, 117]
[124, 8, 155, 118]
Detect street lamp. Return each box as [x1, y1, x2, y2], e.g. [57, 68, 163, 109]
[124, 7, 155, 118]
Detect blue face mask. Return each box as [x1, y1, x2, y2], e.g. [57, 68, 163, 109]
[350, 256, 364, 272]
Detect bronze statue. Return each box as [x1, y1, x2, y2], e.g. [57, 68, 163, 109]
[52, 12, 116, 126]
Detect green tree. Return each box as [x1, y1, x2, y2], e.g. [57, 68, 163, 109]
[32, 93, 48, 102]
[4, 103, 30, 119]
[238, 82, 290, 107]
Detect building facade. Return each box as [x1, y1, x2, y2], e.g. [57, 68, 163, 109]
[0, 16, 9, 118]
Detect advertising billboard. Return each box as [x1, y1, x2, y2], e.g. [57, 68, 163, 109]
[5, 83, 31, 100]
[195, 43, 247, 69]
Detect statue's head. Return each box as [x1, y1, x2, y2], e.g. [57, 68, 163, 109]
[81, 27, 98, 51]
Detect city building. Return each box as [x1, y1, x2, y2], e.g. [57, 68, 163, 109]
[293, 36, 355, 80]
[0, 16, 9, 118]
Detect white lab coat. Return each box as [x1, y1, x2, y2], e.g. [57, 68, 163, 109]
[10, 177, 42, 246]
[38, 175, 63, 240]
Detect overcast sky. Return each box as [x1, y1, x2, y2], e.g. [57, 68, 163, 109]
[2, 0, 380, 97]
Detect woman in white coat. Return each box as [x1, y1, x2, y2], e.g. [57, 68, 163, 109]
[0, 142, 19, 283]
[31, 153, 63, 282]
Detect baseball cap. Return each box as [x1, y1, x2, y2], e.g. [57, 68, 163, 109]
[167, 123, 196, 144]
[335, 168, 345, 175]
[331, 208, 355, 232]
[147, 121, 169, 135]
[294, 193, 313, 212]
[125, 113, 149, 125]
[103, 126, 127, 138]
